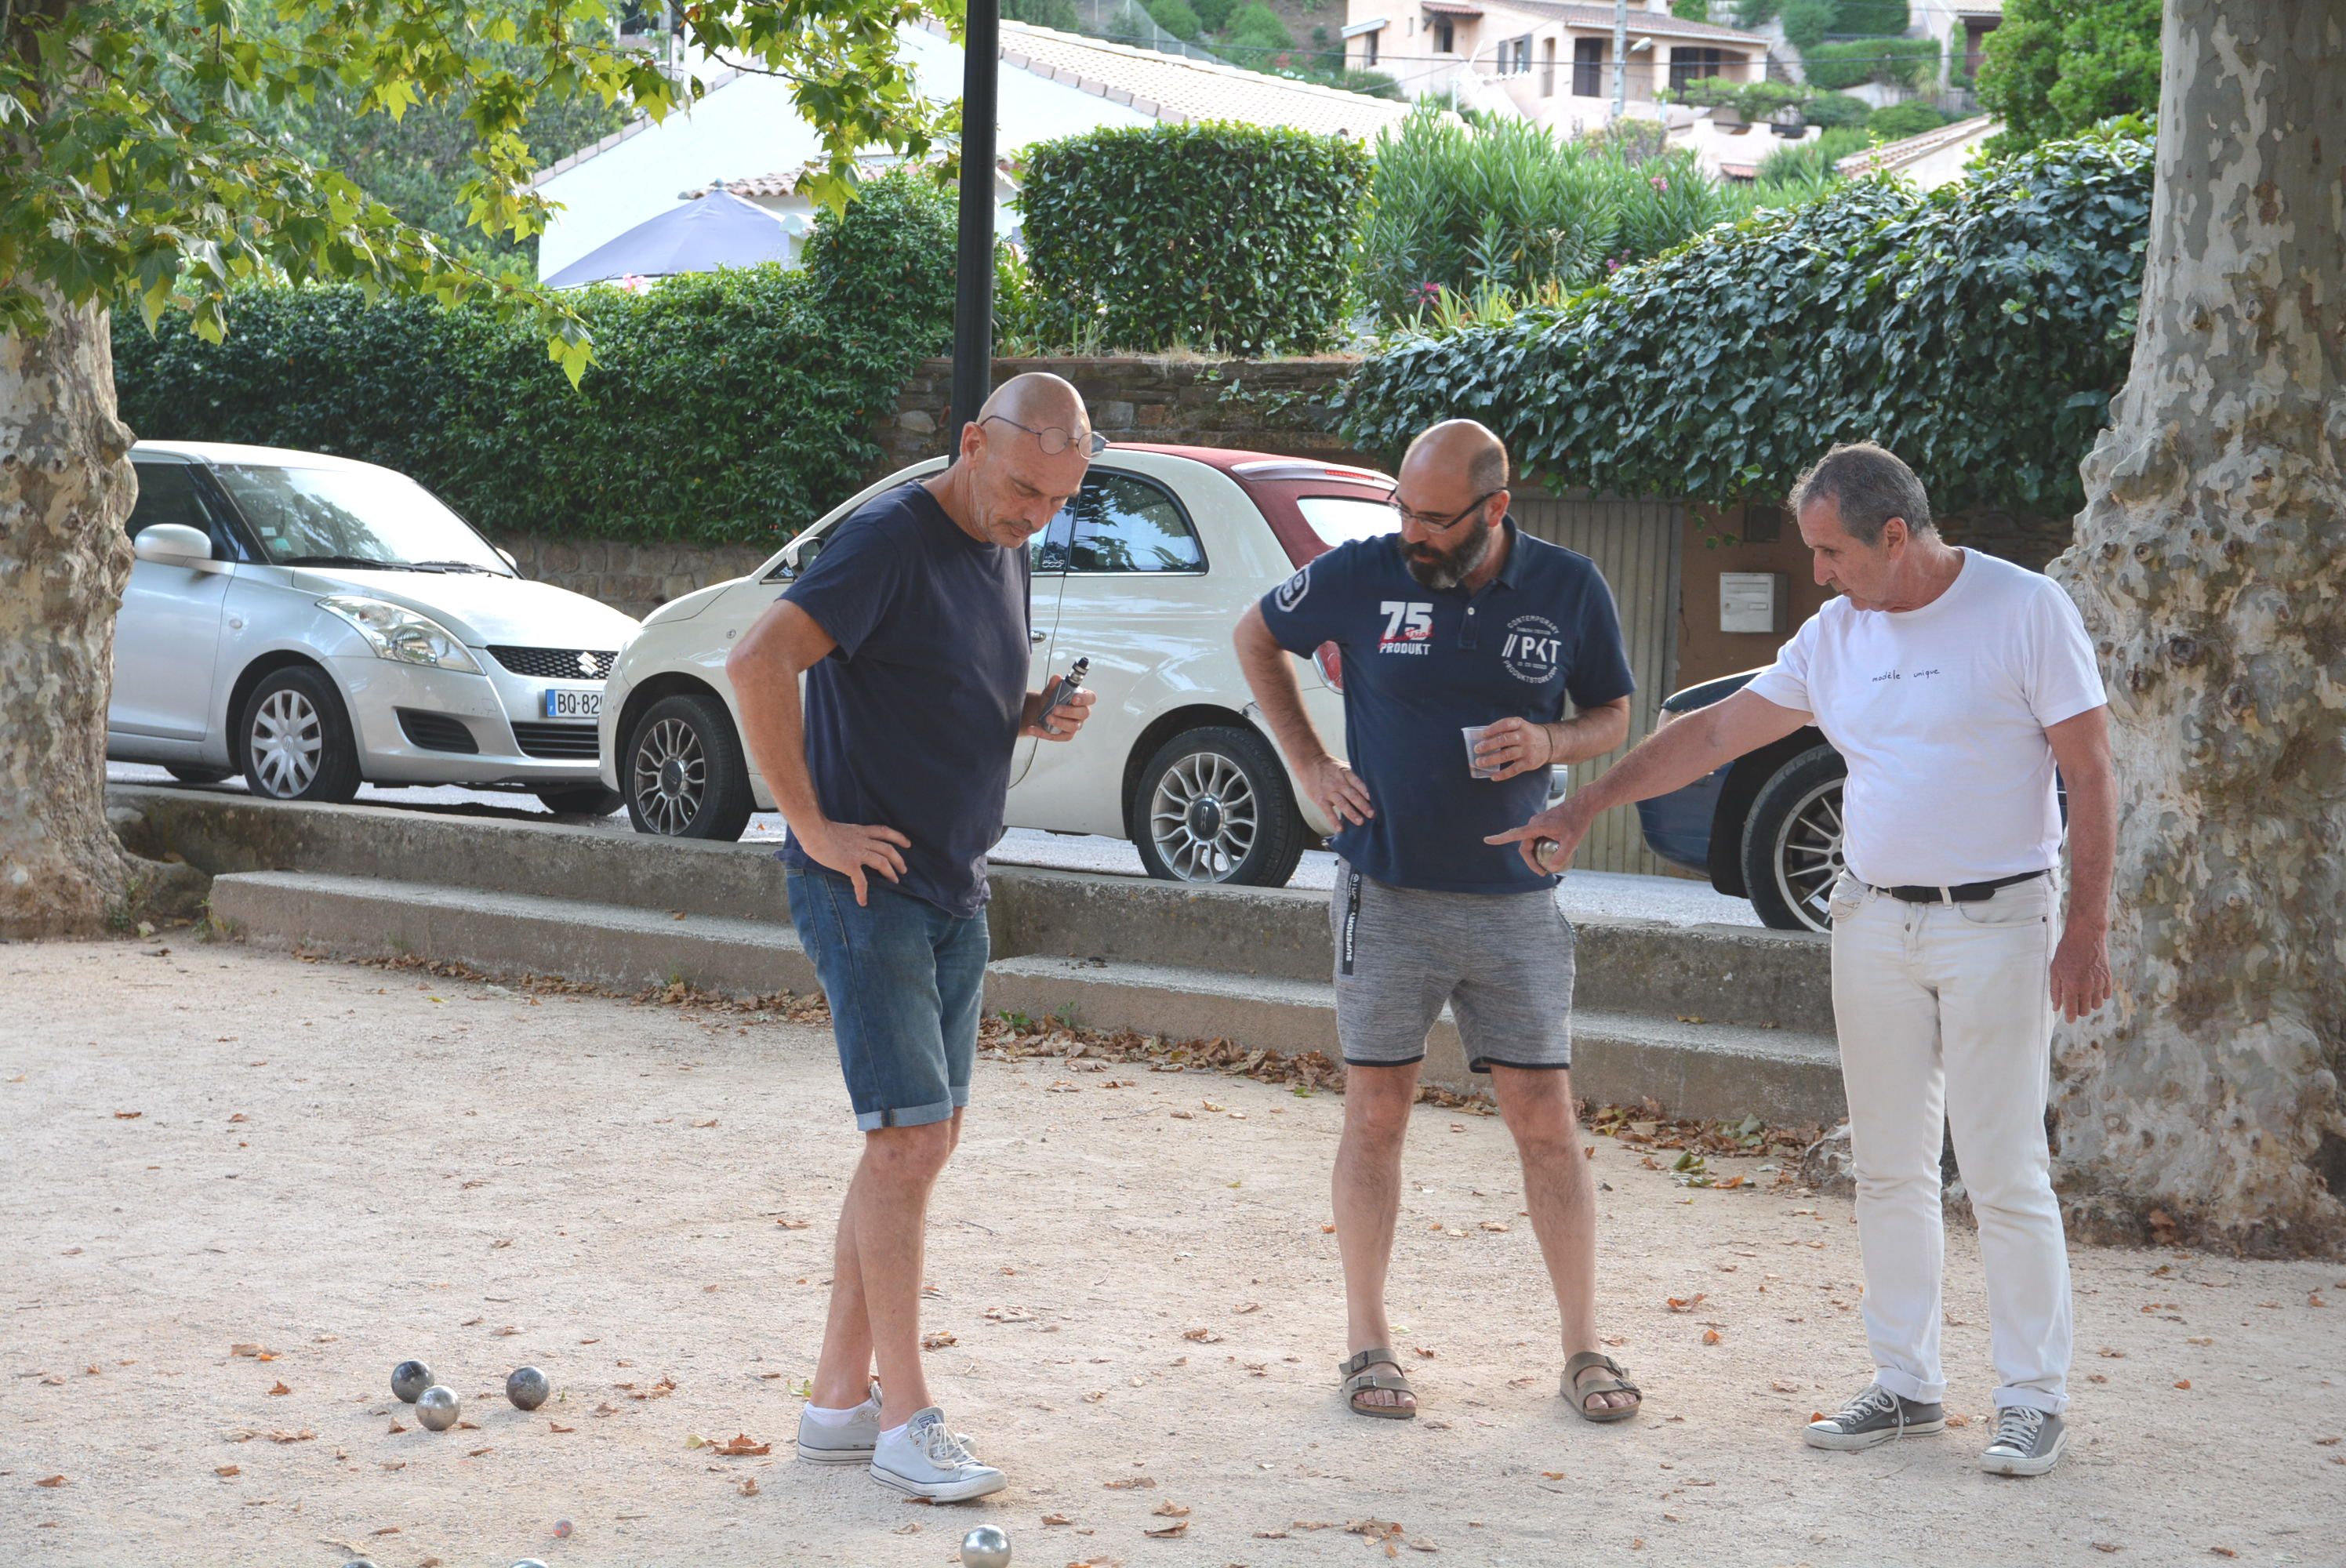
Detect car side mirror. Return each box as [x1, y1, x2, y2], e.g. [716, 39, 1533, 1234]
[497, 547, 519, 570]
[133, 523, 224, 572]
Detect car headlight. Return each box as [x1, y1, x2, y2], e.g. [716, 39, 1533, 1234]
[317, 596, 481, 673]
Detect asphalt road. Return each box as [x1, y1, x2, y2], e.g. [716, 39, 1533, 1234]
[105, 763, 1761, 926]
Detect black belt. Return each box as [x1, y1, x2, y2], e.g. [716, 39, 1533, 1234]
[1869, 869, 2048, 906]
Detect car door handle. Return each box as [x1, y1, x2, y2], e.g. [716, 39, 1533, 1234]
[1030, 630, 1048, 644]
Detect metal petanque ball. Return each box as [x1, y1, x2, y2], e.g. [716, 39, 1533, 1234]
[414, 1385, 461, 1432]
[512, 1560, 550, 1568]
[390, 1359, 433, 1403]
[506, 1366, 550, 1411]
[960, 1524, 1011, 1568]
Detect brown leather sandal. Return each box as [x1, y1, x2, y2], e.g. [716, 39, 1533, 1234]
[1563, 1352, 1642, 1423]
[1338, 1346, 1418, 1420]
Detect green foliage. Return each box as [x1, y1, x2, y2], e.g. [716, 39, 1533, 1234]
[1143, 0, 1204, 40]
[1781, 0, 1837, 50]
[1339, 125, 2154, 517]
[1803, 36, 1940, 91]
[1734, 0, 1781, 24]
[1007, 0, 1084, 28]
[5, 0, 954, 368]
[1670, 0, 1715, 20]
[1752, 126, 1869, 186]
[1355, 109, 1836, 323]
[1831, 0, 1908, 36]
[1865, 100, 1948, 141]
[1800, 92, 1873, 128]
[1019, 123, 1367, 355]
[1226, 2, 1297, 54]
[1669, 78, 1813, 123]
[110, 172, 961, 548]
[1977, 0, 2162, 155]
[1193, 0, 1238, 31]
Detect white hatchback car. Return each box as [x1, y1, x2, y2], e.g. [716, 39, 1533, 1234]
[110, 441, 640, 811]
[600, 445, 1411, 886]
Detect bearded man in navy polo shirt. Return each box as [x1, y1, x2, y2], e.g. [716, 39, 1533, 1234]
[1233, 420, 1641, 1424]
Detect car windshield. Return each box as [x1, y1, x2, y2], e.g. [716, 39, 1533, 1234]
[213, 465, 512, 575]
[1295, 495, 1397, 550]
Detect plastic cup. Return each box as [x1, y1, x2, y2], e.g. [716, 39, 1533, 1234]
[1462, 724, 1501, 780]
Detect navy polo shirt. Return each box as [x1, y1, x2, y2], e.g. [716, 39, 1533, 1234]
[776, 481, 1030, 918]
[1258, 519, 1635, 894]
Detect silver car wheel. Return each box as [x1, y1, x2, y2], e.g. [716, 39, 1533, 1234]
[632, 717, 706, 837]
[249, 687, 323, 797]
[1147, 750, 1259, 883]
[1770, 779, 1846, 933]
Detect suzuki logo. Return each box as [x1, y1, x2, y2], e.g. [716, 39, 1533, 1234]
[576, 650, 599, 677]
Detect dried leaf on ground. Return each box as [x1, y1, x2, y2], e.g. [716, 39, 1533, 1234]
[1153, 1502, 1189, 1517]
[34, 1475, 64, 1488]
[267, 1381, 292, 1396]
[922, 1331, 958, 1351]
[711, 1432, 771, 1457]
[1665, 1294, 1706, 1312]
[1143, 1520, 1188, 1538]
[1102, 1475, 1156, 1490]
[215, 1465, 239, 1477]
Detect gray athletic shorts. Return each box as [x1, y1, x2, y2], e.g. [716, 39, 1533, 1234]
[1328, 859, 1578, 1073]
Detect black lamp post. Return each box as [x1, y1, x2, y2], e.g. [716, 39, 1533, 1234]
[946, 0, 1000, 457]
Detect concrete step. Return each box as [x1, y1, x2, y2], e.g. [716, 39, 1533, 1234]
[208, 872, 1847, 1125]
[118, 785, 1832, 1036]
[983, 955, 1843, 1127]
[206, 870, 819, 998]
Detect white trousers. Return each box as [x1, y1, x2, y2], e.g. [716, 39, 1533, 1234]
[1826, 872, 2072, 1415]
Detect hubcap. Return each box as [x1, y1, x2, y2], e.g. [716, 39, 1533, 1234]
[249, 688, 322, 797]
[633, 717, 705, 836]
[1774, 780, 1847, 932]
[1149, 751, 1258, 882]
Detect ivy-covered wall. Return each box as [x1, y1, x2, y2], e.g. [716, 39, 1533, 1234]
[1338, 125, 2153, 521]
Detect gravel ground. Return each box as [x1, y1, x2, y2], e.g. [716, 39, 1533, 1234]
[6, 938, 2338, 1568]
[104, 766, 1762, 927]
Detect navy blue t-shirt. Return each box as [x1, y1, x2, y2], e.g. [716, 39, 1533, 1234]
[1258, 519, 1635, 894]
[776, 481, 1030, 918]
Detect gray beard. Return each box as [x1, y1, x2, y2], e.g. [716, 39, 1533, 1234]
[1404, 524, 1491, 590]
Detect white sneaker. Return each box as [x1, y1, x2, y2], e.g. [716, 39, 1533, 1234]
[868, 1406, 1006, 1502]
[794, 1380, 883, 1465]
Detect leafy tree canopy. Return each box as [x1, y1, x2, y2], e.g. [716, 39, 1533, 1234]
[1976, 0, 2162, 154]
[2, 0, 960, 376]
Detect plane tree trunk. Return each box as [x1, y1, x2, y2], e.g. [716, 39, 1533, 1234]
[2049, 1, 2346, 1256]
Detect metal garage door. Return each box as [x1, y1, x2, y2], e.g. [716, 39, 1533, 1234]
[1509, 492, 1683, 876]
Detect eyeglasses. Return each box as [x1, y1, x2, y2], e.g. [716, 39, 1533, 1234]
[982, 415, 1109, 456]
[1388, 489, 1500, 534]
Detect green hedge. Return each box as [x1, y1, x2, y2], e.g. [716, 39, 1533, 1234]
[1337, 125, 2152, 517]
[1865, 100, 1948, 140]
[1799, 91, 1872, 127]
[111, 172, 958, 547]
[1831, 0, 1909, 35]
[1804, 35, 1940, 89]
[1018, 122, 1367, 355]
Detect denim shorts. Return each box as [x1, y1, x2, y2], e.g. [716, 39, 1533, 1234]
[786, 865, 990, 1131]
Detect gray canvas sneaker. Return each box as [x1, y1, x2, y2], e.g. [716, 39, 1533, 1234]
[1980, 1406, 2067, 1476]
[794, 1380, 883, 1465]
[1803, 1381, 1947, 1450]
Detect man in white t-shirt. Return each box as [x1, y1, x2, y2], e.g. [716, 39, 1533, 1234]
[1490, 443, 2115, 1479]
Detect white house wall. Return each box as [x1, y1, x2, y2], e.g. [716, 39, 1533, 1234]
[536, 25, 1153, 281]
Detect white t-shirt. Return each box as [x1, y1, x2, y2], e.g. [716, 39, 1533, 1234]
[1744, 550, 2107, 887]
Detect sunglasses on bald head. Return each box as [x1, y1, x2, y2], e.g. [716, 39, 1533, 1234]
[982, 414, 1109, 456]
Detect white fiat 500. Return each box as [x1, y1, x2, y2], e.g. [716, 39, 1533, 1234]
[600, 445, 1410, 886]
[109, 441, 640, 811]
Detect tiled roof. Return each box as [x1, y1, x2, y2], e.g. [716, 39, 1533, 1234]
[1419, 1, 1486, 13]
[991, 20, 1421, 140]
[1835, 114, 1996, 176]
[1500, 1, 1767, 45]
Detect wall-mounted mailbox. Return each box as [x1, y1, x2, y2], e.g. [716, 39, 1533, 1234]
[1720, 572, 1785, 635]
